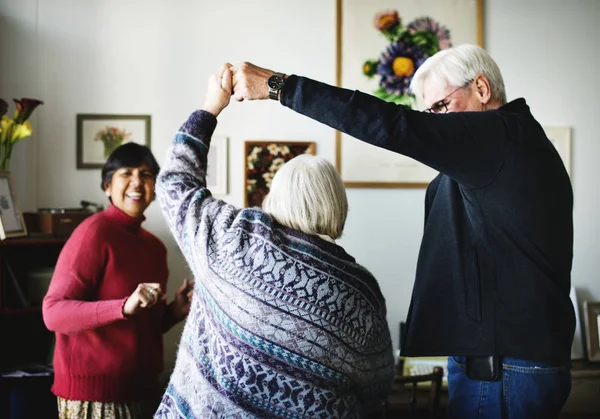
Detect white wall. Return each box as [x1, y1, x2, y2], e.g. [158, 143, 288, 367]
[1, 0, 599, 383]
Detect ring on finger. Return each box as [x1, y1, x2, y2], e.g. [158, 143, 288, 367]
[148, 289, 156, 300]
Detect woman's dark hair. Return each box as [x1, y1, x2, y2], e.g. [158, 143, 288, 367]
[100, 142, 160, 190]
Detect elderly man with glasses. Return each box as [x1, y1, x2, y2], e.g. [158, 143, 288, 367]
[230, 43, 574, 419]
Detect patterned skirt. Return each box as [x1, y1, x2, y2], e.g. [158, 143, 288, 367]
[57, 397, 154, 419]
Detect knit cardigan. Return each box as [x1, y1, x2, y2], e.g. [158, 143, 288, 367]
[154, 110, 395, 418]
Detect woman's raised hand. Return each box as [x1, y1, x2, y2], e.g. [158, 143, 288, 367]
[203, 63, 233, 117]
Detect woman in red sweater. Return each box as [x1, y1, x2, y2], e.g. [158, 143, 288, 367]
[43, 143, 193, 419]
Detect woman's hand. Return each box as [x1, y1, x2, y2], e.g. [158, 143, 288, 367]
[170, 278, 194, 321]
[122, 283, 165, 316]
[203, 63, 233, 117]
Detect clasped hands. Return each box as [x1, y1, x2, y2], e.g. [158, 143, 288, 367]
[203, 62, 277, 117]
[123, 279, 194, 320]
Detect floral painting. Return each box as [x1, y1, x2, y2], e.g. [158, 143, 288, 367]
[76, 114, 151, 169]
[337, 0, 483, 186]
[362, 11, 452, 107]
[244, 141, 316, 208]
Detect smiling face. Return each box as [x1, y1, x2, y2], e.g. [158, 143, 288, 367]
[104, 164, 155, 219]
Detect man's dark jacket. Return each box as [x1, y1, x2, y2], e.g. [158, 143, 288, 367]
[281, 75, 575, 365]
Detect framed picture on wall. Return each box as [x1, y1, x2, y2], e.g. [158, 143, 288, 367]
[76, 114, 151, 169]
[244, 141, 316, 208]
[206, 135, 229, 196]
[570, 287, 585, 360]
[0, 171, 27, 240]
[543, 126, 572, 176]
[583, 301, 600, 362]
[335, 0, 484, 188]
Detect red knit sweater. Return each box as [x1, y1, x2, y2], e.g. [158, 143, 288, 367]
[42, 204, 175, 402]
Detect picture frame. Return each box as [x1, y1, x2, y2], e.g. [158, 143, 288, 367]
[583, 301, 600, 362]
[244, 141, 316, 208]
[206, 135, 229, 196]
[76, 114, 151, 169]
[335, 0, 484, 188]
[0, 171, 28, 240]
[570, 287, 585, 360]
[543, 126, 572, 176]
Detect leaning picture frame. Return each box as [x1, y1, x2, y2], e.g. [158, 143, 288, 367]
[0, 171, 28, 240]
[76, 114, 151, 169]
[583, 301, 600, 362]
[570, 287, 585, 360]
[335, 0, 484, 187]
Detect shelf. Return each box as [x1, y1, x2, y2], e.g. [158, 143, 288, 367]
[0, 236, 68, 247]
[0, 307, 42, 315]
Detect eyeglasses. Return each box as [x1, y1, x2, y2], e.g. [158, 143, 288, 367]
[424, 82, 471, 114]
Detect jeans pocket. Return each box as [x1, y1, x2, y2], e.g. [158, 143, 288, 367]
[503, 362, 571, 418]
[502, 359, 569, 374]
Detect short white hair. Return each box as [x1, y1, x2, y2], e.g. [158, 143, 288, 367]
[411, 44, 507, 104]
[262, 154, 348, 239]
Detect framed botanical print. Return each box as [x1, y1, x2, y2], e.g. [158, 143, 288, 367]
[335, 0, 484, 187]
[77, 114, 151, 169]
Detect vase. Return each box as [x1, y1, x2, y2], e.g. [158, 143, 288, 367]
[103, 141, 123, 158]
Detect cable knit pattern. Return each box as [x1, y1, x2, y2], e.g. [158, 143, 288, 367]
[154, 110, 395, 418]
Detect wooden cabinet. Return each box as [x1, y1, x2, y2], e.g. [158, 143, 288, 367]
[0, 237, 67, 419]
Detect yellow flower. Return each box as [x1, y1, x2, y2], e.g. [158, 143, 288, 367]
[11, 121, 32, 143]
[0, 97, 43, 170]
[0, 117, 32, 143]
[0, 116, 13, 143]
[392, 57, 415, 77]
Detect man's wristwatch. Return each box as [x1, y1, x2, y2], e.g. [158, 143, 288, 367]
[267, 72, 286, 100]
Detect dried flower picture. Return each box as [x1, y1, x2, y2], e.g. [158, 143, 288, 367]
[76, 114, 151, 169]
[244, 141, 316, 208]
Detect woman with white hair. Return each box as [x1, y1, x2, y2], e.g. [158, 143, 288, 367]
[153, 64, 395, 418]
[231, 44, 574, 418]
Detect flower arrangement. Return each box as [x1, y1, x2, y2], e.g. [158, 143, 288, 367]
[94, 126, 132, 157]
[362, 10, 452, 107]
[0, 98, 44, 170]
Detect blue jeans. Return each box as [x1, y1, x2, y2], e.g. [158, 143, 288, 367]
[447, 356, 571, 419]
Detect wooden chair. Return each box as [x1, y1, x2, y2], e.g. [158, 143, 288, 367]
[383, 366, 445, 418]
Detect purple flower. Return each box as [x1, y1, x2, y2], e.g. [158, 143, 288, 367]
[13, 98, 44, 124]
[377, 40, 427, 96]
[0, 99, 7, 117]
[407, 17, 452, 50]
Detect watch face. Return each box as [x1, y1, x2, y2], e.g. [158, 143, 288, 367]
[268, 75, 284, 90]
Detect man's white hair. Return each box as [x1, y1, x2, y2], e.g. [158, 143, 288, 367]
[262, 154, 348, 239]
[411, 43, 507, 104]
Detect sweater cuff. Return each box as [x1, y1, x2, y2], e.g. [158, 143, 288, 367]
[95, 298, 129, 324]
[178, 110, 217, 145]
